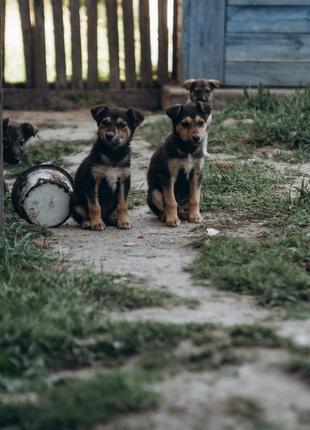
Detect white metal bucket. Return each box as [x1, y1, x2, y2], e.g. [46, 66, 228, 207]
[12, 165, 74, 227]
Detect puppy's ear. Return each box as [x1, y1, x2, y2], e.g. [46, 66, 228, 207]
[197, 102, 212, 117]
[166, 104, 183, 122]
[21, 123, 38, 141]
[127, 108, 144, 129]
[91, 105, 109, 123]
[183, 79, 195, 90]
[208, 79, 221, 89]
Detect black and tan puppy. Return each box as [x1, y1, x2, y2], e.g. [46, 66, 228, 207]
[70, 105, 144, 231]
[183, 78, 221, 104]
[3, 118, 38, 165]
[147, 102, 211, 227]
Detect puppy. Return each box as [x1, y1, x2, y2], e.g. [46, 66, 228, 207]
[147, 102, 211, 227]
[183, 79, 220, 156]
[70, 105, 144, 231]
[3, 118, 38, 193]
[3, 118, 38, 165]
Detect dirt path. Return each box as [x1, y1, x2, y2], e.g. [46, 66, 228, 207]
[6, 110, 310, 430]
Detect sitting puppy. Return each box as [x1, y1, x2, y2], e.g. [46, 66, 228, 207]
[70, 105, 144, 231]
[183, 78, 220, 156]
[3, 118, 38, 165]
[3, 118, 38, 193]
[147, 102, 211, 227]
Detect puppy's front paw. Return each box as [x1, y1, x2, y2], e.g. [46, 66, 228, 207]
[118, 221, 132, 230]
[81, 220, 91, 229]
[166, 215, 181, 228]
[90, 219, 106, 231]
[188, 212, 203, 223]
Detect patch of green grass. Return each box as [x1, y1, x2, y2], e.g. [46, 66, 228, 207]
[136, 116, 171, 149]
[5, 140, 90, 178]
[189, 233, 310, 310]
[285, 357, 310, 386]
[0, 371, 159, 430]
[128, 187, 146, 208]
[229, 326, 287, 348]
[201, 161, 287, 220]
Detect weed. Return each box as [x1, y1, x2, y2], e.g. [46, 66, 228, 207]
[136, 116, 171, 149]
[189, 234, 310, 310]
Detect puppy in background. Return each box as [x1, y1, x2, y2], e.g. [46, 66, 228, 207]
[70, 105, 144, 231]
[3, 118, 38, 193]
[147, 102, 211, 227]
[183, 78, 220, 156]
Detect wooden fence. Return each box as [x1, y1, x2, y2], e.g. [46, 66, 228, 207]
[3, 0, 181, 90]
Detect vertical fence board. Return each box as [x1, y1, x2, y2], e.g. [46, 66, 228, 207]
[122, 0, 136, 88]
[52, 0, 66, 88]
[139, 0, 152, 87]
[158, 0, 168, 83]
[33, 0, 47, 88]
[106, 0, 120, 89]
[86, 0, 97, 89]
[172, 0, 180, 81]
[18, 0, 33, 87]
[0, 0, 4, 230]
[182, 0, 226, 80]
[70, 0, 83, 89]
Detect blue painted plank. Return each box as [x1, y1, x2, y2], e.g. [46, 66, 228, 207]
[182, 0, 226, 80]
[225, 61, 310, 86]
[226, 34, 310, 61]
[227, 6, 310, 33]
[228, 0, 310, 5]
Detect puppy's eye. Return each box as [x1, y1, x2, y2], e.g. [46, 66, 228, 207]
[181, 122, 190, 128]
[117, 122, 127, 129]
[101, 120, 111, 127]
[197, 120, 205, 127]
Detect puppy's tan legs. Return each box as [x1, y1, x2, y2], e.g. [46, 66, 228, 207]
[87, 196, 106, 230]
[188, 164, 203, 224]
[162, 178, 180, 227]
[117, 180, 131, 229]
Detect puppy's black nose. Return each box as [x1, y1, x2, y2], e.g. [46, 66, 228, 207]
[106, 131, 115, 141]
[192, 134, 200, 143]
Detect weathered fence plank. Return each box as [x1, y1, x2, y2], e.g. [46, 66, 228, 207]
[33, 0, 47, 88]
[225, 61, 310, 86]
[227, 6, 310, 33]
[17, 0, 33, 87]
[70, 0, 83, 89]
[0, 0, 4, 230]
[86, 0, 97, 89]
[226, 34, 310, 61]
[158, 0, 168, 83]
[182, 0, 226, 80]
[172, 0, 180, 81]
[139, 0, 152, 87]
[52, 0, 67, 88]
[106, 0, 120, 89]
[122, 0, 136, 88]
[228, 0, 310, 5]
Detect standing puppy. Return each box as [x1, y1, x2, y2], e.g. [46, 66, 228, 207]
[70, 105, 144, 231]
[183, 79, 220, 156]
[147, 103, 211, 227]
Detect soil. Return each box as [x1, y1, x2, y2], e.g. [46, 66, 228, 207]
[5, 109, 310, 430]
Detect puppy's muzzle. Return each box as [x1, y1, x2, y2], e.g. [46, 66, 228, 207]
[192, 134, 201, 144]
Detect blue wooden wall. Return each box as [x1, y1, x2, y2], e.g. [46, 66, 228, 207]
[182, 0, 310, 86]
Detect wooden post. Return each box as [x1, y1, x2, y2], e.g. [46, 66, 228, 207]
[33, 0, 48, 88]
[52, 0, 67, 88]
[70, 0, 83, 89]
[106, 0, 120, 89]
[122, 0, 136, 88]
[86, 0, 97, 89]
[18, 0, 33, 87]
[158, 0, 168, 83]
[0, 0, 4, 231]
[172, 0, 179, 81]
[139, 0, 152, 87]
